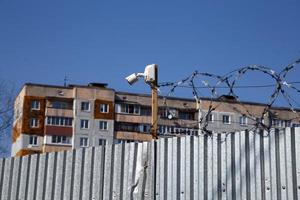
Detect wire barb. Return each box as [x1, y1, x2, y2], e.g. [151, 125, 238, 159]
[158, 58, 300, 134]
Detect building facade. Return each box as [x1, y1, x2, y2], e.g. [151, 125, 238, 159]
[11, 83, 300, 156]
[12, 83, 115, 156]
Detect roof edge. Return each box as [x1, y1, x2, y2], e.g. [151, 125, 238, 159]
[116, 91, 300, 112]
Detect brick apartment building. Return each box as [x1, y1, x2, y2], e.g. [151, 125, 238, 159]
[11, 83, 300, 156]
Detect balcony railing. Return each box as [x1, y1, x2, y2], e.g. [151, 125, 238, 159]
[45, 107, 73, 117]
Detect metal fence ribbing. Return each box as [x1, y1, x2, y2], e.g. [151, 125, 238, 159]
[1, 128, 300, 200]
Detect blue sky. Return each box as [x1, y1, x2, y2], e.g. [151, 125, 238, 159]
[0, 0, 300, 157]
[0, 0, 300, 104]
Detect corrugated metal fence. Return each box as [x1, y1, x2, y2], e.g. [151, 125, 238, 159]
[1, 128, 300, 199]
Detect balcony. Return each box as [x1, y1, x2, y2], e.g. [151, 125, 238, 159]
[45, 126, 73, 137]
[46, 107, 73, 117]
[115, 131, 153, 141]
[115, 113, 150, 124]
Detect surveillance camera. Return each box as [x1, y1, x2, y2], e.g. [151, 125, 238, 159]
[144, 64, 157, 84]
[125, 73, 139, 85]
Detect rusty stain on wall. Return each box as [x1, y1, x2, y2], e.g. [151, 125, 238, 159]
[94, 99, 114, 119]
[12, 120, 22, 143]
[15, 149, 41, 157]
[21, 96, 46, 136]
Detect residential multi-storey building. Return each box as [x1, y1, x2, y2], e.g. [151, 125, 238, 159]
[12, 83, 300, 156]
[12, 83, 115, 156]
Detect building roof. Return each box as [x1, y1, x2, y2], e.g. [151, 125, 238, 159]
[21, 82, 299, 112]
[116, 91, 300, 112]
[24, 82, 115, 91]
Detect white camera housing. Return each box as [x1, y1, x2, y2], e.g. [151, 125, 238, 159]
[125, 73, 139, 85]
[125, 64, 158, 86]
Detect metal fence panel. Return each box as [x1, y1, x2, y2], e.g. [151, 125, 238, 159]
[1, 128, 300, 199]
[294, 127, 300, 199]
[27, 154, 37, 200]
[286, 127, 295, 200]
[1, 157, 12, 200]
[19, 155, 29, 200]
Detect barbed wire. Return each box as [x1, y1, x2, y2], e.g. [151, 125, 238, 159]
[160, 81, 300, 89]
[158, 58, 300, 135]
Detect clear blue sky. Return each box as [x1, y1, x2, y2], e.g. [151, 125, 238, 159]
[0, 0, 300, 104]
[0, 0, 300, 157]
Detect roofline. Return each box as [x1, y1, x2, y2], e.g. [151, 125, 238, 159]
[23, 82, 115, 91]
[116, 91, 300, 112]
[19, 83, 300, 112]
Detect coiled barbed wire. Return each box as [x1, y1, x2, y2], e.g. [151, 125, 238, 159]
[158, 58, 300, 135]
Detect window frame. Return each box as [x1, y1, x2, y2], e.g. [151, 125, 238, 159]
[239, 116, 247, 126]
[31, 100, 40, 110]
[100, 103, 109, 113]
[29, 135, 38, 146]
[52, 101, 68, 109]
[120, 104, 140, 115]
[46, 116, 73, 127]
[51, 135, 71, 144]
[139, 124, 150, 133]
[222, 115, 231, 124]
[285, 120, 291, 127]
[98, 139, 106, 146]
[178, 111, 194, 120]
[80, 137, 89, 147]
[81, 101, 90, 112]
[99, 120, 108, 130]
[80, 119, 89, 129]
[30, 118, 39, 128]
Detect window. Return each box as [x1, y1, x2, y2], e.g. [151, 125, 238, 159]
[80, 137, 88, 147]
[100, 104, 109, 113]
[31, 100, 40, 110]
[81, 102, 90, 111]
[159, 125, 189, 134]
[51, 135, 71, 144]
[207, 113, 214, 122]
[140, 106, 151, 116]
[272, 119, 284, 127]
[52, 101, 68, 109]
[139, 124, 150, 133]
[120, 104, 140, 115]
[168, 126, 175, 133]
[239, 116, 247, 125]
[158, 125, 165, 134]
[46, 116, 73, 126]
[115, 122, 139, 132]
[29, 136, 38, 146]
[99, 139, 106, 146]
[160, 108, 177, 119]
[80, 119, 89, 129]
[99, 121, 108, 130]
[178, 111, 194, 120]
[222, 115, 230, 124]
[285, 120, 291, 127]
[30, 118, 39, 128]
[159, 126, 176, 134]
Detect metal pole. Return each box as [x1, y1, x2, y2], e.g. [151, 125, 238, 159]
[151, 86, 158, 139]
